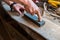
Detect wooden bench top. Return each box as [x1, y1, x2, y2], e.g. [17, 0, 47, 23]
[3, 4, 60, 40]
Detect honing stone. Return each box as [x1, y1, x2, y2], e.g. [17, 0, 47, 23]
[24, 13, 45, 27]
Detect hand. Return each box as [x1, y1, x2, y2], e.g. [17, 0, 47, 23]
[25, 0, 42, 22]
[12, 3, 25, 16]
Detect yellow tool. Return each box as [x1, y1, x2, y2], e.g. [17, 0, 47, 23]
[48, 0, 60, 8]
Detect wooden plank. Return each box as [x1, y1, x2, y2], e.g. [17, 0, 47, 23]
[3, 4, 60, 40]
[1, 4, 46, 40]
[0, 17, 28, 40]
[8, 11, 60, 40]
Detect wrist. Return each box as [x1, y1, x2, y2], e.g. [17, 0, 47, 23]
[9, 1, 16, 7]
[10, 2, 16, 8]
[9, 1, 17, 11]
[9, 1, 14, 5]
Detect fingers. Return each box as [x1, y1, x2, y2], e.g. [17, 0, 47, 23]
[25, 6, 29, 12]
[36, 10, 42, 22]
[19, 5, 25, 10]
[29, 7, 35, 15]
[17, 9, 22, 14]
[18, 4, 25, 9]
[19, 8, 25, 13]
[25, 6, 35, 15]
[16, 8, 24, 16]
[14, 7, 24, 16]
[13, 4, 24, 16]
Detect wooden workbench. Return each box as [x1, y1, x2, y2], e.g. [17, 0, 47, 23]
[3, 4, 60, 40]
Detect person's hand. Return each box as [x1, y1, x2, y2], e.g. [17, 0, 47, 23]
[12, 3, 25, 16]
[25, 0, 42, 22]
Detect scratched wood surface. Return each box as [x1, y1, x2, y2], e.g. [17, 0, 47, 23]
[0, 2, 46, 40]
[2, 3, 60, 40]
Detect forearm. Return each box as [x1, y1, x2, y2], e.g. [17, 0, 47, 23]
[11, 0, 29, 6]
[4, 0, 33, 6]
[4, 0, 14, 6]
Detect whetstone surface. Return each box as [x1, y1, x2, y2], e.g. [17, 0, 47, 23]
[24, 13, 45, 27]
